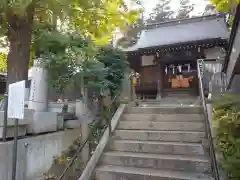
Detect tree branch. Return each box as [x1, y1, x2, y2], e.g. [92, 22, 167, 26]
[26, 0, 38, 24]
[0, 15, 3, 26]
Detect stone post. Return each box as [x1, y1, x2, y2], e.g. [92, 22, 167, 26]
[75, 98, 89, 165]
[28, 59, 48, 112]
[206, 103, 215, 137]
[119, 73, 132, 103]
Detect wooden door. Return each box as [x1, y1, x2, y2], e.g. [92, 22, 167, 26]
[140, 66, 157, 90]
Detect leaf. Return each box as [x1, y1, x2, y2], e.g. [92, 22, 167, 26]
[213, 94, 240, 179]
[0, 51, 7, 71]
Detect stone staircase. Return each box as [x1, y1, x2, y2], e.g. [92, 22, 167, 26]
[163, 88, 198, 98]
[95, 104, 213, 180]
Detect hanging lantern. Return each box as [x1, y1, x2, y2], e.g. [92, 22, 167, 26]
[132, 76, 137, 86]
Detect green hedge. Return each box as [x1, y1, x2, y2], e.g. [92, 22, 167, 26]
[213, 94, 240, 180]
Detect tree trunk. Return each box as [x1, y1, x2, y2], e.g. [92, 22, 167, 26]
[7, 26, 32, 87]
[7, 10, 34, 88]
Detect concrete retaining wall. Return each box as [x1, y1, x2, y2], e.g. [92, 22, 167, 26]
[0, 128, 80, 180]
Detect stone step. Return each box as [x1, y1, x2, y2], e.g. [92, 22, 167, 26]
[163, 93, 196, 98]
[140, 97, 200, 103]
[109, 140, 205, 156]
[122, 114, 204, 122]
[95, 165, 213, 180]
[163, 91, 196, 95]
[100, 152, 211, 173]
[117, 121, 205, 132]
[113, 130, 205, 143]
[128, 106, 203, 114]
[164, 88, 196, 93]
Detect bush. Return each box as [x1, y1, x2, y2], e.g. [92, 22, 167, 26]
[213, 94, 240, 180]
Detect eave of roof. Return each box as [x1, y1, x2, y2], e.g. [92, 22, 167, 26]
[222, 5, 240, 73]
[123, 14, 229, 53]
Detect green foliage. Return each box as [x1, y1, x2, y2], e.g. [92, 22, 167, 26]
[117, 18, 144, 48]
[96, 45, 129, 97]
[118, 0, 195, 49]
[117, 19, 144, 48]
[210, 0, 239, 26]
[0, 0, 140, 41]
[0, 51, 6, 72]
[0, 0, 140, 85]
[36, 30, 106, 96]
[210, 0, 240, 14]
[148, 0, 174, 23]
[0, 37, 7, 71]
[88, 119, 107, 147]
[36, 30, 128, 97]
[213, 94, 240, 180]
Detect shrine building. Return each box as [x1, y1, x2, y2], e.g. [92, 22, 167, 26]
[124, 14, 229, 99]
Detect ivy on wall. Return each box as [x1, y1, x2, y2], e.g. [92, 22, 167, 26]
[213, 94, 240, 180]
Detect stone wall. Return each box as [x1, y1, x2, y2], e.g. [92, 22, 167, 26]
[230, 74, 240, 93]
[0, 128, 80, 180]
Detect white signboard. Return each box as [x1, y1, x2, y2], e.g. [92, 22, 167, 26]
[8, 80, 25, 119]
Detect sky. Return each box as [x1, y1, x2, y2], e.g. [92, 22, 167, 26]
[142, 0, 209, 17]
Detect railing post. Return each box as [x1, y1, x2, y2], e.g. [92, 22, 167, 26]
[3, 93, 8, 141]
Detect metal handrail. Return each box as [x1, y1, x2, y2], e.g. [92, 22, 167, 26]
[197, 59, 220, 180]
[57, 71, 134, 180]
[58, 134, 92, 180]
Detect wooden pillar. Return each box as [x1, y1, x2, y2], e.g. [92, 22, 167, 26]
[156, 53, 164, 100]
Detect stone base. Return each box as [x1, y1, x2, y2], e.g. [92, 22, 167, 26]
[64, 119, 81, 129]
[0, 128, 81, 180]
[0, 125, 27, 139]
[156, 93, 162, 100]
[27, 112, 58, 134]
[57, 114, 64, 130]
[0, 109, 31, 139]
[0, 109, 31, 126]
[48, 102, 76, 113]
[48, 102, 64, 113]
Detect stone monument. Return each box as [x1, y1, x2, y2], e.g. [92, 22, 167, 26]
[27, 59, 59, 134]
[28, 59, 48, 112]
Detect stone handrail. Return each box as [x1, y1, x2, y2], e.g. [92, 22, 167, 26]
[78, 104, 126, 180]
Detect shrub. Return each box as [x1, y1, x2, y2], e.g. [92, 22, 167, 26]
[213, 94, 240, 180]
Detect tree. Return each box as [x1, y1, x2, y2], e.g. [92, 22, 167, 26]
[0, 51, 7, 72]
[148, 0, 174, 23]
[37, 29, 128, 98]
[36, 30, 106, 96]
[116, 18, 144, 48]
[210, 0, 239, 15]
[96, 45, 129, 97]
[175, 0, 194, 19]
[0, 37, 7, 71]
[203, 4, 218, 15]
[116, 0, 196, 49]
[210, 0, 240, 26]
[0, 0, 139, 86]
[116, 0, 174, 48]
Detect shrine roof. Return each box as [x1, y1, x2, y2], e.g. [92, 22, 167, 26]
[123, 14, 229, 52]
